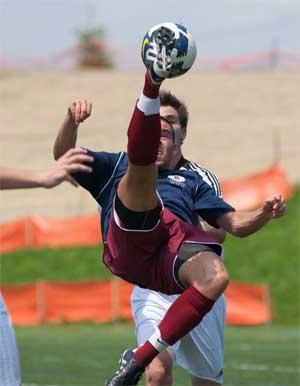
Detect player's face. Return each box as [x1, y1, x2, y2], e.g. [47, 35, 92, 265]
[156, 119, 177, 169]
[160, 105, 186, 145]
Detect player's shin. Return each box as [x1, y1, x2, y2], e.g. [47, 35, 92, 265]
[127, 73, 162, 166]
[133, 286, 215, 368]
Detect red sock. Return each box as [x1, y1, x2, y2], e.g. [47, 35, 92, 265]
[127, 73, 161, 165]
[133, 286, 215, 368]
[143, 71, 161, 98]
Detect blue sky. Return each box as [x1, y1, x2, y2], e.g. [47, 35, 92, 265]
[0, 0, 299, 60]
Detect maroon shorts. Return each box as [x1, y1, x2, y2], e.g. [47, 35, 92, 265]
[103, 207, 222, 295]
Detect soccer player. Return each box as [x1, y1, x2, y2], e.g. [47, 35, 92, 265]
[0, 148, 93, 386]
[53, 28, 286, 386]
[131, 90, 226, 386]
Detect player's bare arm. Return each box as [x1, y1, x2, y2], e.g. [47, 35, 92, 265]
[217, 195, 286, 237]
[53, 100, 92, 160]
[0, 148, 93, 190]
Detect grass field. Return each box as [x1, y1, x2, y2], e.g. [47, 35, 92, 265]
[17, 323, 299, 386]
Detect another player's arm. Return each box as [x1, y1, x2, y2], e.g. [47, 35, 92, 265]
[0, 148, 93, 190]
[216, 195, 286, 237]
[53, 100, 92, 160]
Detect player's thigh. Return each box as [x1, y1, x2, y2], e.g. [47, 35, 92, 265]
[117, 163, 158, 211]
[178, 250, 229, 299]
[191, 375, 221, 386]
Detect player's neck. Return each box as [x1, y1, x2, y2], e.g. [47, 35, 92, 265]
[169, 149, 183, 169]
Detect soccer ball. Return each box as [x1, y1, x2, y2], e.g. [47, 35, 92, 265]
[141, 22, 197, 78]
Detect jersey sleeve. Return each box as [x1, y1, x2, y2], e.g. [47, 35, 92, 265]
[194, 178, 234, 228]
[187, 161, 222, 197]
[72, 149, 121, 198]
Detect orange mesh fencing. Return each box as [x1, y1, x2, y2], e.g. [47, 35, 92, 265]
[1, 283, 41, 326]
[43, 281, 113, 323]
[1, 280, 272, 326]
[30, 214, 101, 248]
[222, 165, 293, 210]
[0, 218, 32, 254]
[0, 165, 293, 254]
[0, 214, 101, 254]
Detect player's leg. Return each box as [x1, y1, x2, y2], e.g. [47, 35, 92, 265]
[131, 288, 174, 386]
[146, 351, 173, 386]
[106, 248, 228, 385]
[117, 27, 177, 214]
[178, 250, 229, 301]
[132, 250, 228, 368]
[0, 294, 21, 386]
[173, 292, 226, 386]
[117, 70, 161, 213]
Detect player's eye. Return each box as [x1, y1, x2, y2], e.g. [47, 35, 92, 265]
[161, 130, 172, 139]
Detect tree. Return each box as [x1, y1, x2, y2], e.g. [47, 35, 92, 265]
[76, 27, 113, 69]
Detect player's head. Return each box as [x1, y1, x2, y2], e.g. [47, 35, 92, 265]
[159, 90, 189, 146]
[156, 116, 177, 169]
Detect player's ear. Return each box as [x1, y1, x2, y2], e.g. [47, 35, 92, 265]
[172, 142, 179, 153]
[181, 127, 187, 143]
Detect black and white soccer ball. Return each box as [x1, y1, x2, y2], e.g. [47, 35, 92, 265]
[141, 22, 197, 78]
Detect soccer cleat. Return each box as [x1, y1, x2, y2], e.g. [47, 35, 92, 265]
[147, 26, 177, 83]
[105, 349, 144, 386]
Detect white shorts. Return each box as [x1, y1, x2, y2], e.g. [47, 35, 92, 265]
[131, 287, 226, 384]
[0, 293, 21, 386]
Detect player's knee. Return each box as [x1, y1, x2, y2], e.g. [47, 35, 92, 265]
[146, 359, 172, 385]
[212, 268, 230, 295]
[196, 258, 229, 298]
[210, 259, 230, 296]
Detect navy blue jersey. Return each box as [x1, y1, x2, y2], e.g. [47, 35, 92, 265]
[73, 150, 234, 239]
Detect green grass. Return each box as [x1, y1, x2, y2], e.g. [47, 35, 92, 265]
[1, 245, 109, 283]
[225, 190, 300, 325]
[2, 191, 299, 324]
[17, 323, 300, 386]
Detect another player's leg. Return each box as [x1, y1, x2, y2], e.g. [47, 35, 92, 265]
[0, 295, 21, 386]
[145, 351, 173, 386]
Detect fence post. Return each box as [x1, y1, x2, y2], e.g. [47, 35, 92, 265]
[36, 280, 45, 324]
[24, 217, 33, 249]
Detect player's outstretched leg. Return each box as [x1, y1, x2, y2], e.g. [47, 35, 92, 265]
[117, 25, 176, 213]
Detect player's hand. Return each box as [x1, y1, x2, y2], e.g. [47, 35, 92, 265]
[262, 195, 286, 219]
[67, 100, 92, 126]
[41, 148, 94, 188]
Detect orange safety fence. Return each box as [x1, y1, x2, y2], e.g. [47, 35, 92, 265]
[0, 165, 293, 254]
[0, 214, 101, 254]
[221, 165, 293, 210]
[1, 280, 272, 326]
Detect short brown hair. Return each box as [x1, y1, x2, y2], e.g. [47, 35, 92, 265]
[159, 90, 189, 129]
